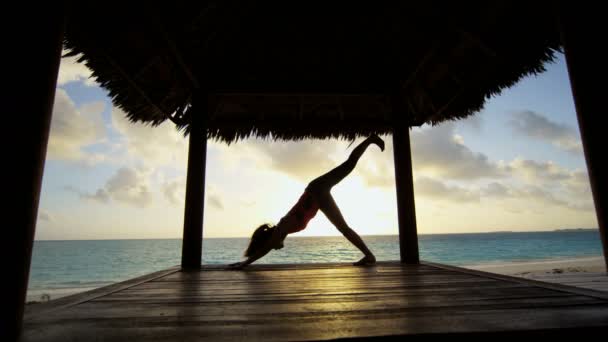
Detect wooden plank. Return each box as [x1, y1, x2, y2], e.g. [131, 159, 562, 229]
[31, 296, 604, 322]
[150, 273, 483, 283]
[95, 286, 555, 304]
[24, 267, 180, 319]
[22, 305, 608, 342]
[118, 279, 506, 293]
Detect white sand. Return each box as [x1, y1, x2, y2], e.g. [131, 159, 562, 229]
[27, 287, 98, 303]
[464, 256, 606, 277]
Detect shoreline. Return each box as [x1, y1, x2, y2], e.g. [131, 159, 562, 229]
[463, 256, 606, 276]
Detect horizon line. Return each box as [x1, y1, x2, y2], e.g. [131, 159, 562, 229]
[33, 228, 599, 241]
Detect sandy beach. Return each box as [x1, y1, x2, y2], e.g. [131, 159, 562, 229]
[464, 256, 606, 277]
[463, 256, 608, 292]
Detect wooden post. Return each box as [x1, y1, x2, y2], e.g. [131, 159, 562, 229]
[392, 97, 420, 264]
[3, 8, 64, 340]
[181, 97, 207, 269]
[559, 3, 608, 270]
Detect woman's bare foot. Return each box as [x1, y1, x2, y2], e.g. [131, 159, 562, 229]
[353, 254, 376, 266]
[369, 134, 385, 152]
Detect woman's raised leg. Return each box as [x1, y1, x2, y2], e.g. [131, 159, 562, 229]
[306, 135, 384, 193]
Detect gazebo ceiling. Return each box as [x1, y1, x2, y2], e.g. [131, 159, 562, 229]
[63, 1, 561, 142]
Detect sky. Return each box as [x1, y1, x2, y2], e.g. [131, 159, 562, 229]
[34, 51, 598, 240]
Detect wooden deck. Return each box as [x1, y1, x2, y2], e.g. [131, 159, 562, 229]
[22, 262, 608, 341]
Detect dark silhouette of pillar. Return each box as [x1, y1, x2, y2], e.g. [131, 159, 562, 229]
[559, 2, 608, 270]
[3, 8, 64, 340]
[181, 98, 207, 269]
[392, 97, 420, 264]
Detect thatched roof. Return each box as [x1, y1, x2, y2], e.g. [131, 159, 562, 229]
[63, 1, 561, 142]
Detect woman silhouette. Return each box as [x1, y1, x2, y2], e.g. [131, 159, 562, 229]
[228, 134, 384, 269]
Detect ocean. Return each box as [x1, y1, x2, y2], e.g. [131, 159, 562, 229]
[28, 230, 604, 301]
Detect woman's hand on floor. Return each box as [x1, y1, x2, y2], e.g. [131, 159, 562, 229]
[227, 261, 247, 270]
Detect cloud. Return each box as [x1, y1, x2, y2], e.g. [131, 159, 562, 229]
[510, 111, 582, 153]
[57, 51, 96, 86]
[161, 178, 224, 210]
[410, 123, 507, 180]
[505, 159, 593, 211]
[565, 170, 592, 196]
[483, 182, 510, 198]
[105, 168, 152, 207]
[162, 178, 185, 206]
[482, 181, 594, 212]
[509, 158, 570, 184]
[208, 194, 224, 210]
[48, 89, 106, 162]
[82, 189, 111, 203]
[111, 108, 188, 167]
[414, 177, 479, 203]
[357, 155, 395, 188]
[243, 138, 341, 182]
[459, 114, 483, 133]
[38, 210, 53, 222]
[357, 123, 506, 188]
[69, 167, 152, 208]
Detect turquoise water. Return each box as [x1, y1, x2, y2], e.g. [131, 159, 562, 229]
[28, 230, 604, 301]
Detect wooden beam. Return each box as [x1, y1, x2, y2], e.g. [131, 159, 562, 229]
[4, 7, 64, 340]
[103, 52, 194, 126]
[159, 25, 201, 90]
[425, 87, 465, 124]
[457, 29, 498, 58]
[181, 96, 207, 269]
[391, 96, 420, 264]
[211, 92, 386, 98]
[132, 55, 162, 81]
[205, 116, 394, 130]
[399, 43, 439, 91]
[102, 54, 169, 117]
[419, 58, 496, 125]
[559, 2, 608, 271]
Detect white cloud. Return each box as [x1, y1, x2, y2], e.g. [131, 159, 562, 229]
[105, 167, 152, 207]
[38, 210, 53, 222]
[357, 154, 395, 188]
[208, 193, 224, 210]
[48, 89, 106, 162]
[57, 51, 96, 86]
[482, 181, 594, 212]
[111, 108, 188, 167]
[161, 177, 224, 211]
[510, 110, 582, 153]
[162, 178, 185, 206]
[415, 177, 479, 203]
[82, 189, 111, 203]
[410, 122, 507, 180]
[244, 138, 340, 182]
[70, 167, 152, 208]
[565, 170, 592, 196]
[483, 182, 510, 198]
[356, 123, 505, 188]
[509, 158, 570, 184]
[459, 114, 483, 132]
